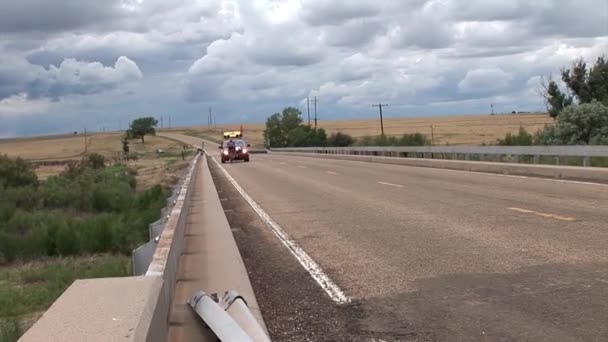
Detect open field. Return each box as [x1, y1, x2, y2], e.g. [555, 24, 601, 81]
[167, 113, 553, 147]
[0, 133, 192, 185]
[0, 132, 185, 160]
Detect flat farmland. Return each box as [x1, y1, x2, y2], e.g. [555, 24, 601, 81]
[0, 133, 185, 160]
[168, 113, 553, 147]
[0, 133, 192, 185]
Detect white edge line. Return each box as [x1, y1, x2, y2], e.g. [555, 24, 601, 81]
[208, 153, 351, 304]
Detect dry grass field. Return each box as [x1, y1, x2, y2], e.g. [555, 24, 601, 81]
[168, 113, 553, 147]
[0, 133, 185, 160]
[0, 133, 192, 185]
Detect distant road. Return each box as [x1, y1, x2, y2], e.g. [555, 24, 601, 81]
[163, 133, 608, 341]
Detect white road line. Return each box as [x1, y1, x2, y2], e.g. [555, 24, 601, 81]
[209, 155, 351, 304]
[297, 165, 307, 169]
[326, 171, 338, 175]
[377, 181, 403, 188]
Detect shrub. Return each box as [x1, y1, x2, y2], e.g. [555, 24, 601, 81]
[397, 133, 430, 146]
[497, 127, 534, 146]
[87, 153, 106, 169]
[354, 133, 429, 146]
[0, 317, 20, 342]
[0, 155, 38, 190]
[536, 101, 608, 145]
[327, 132, 354, 147]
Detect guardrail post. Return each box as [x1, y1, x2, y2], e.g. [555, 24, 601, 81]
[584, 156, 591, 167]
[465, 153, 470, 161]
[513, 155, 519, 163]
[533, 155, 540, 164]
[452, 152, 457, 160]
[555, 156, 560, 165]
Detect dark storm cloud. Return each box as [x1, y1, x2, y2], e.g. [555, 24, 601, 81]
[1, 0, 608, 137]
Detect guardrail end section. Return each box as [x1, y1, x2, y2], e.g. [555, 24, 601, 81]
[188, 290, 270, 342]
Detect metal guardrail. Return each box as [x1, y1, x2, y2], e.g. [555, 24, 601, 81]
[272, 145, 608, 166]
[188, 290, 271, 342]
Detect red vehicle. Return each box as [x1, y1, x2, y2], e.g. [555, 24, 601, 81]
[220, 139, 250, 163]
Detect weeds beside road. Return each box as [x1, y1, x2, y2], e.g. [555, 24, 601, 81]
[0, 150, 187, 341]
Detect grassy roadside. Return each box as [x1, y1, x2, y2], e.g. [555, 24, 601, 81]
[0, 255, 130, 341]
[0, 146, 193, 341]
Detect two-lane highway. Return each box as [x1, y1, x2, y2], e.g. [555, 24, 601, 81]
[163, 133, 608, 341]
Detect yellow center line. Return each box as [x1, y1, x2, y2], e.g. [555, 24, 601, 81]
[508, 207, 576, 222]
[377, 181, 404, 188]
[326, 171, 338, 175]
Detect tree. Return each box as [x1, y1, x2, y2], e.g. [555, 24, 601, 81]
[543, 56, 608, 117]
[542, 78, 573, 118]
[536, 101, 608, 145]
[128, 117, 158, 143]
[263, 107, 304, 147]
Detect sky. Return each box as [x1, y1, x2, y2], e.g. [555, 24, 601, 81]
[1, 0, 607, 137]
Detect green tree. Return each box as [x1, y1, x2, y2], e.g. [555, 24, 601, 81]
[263, 107, 304, 147]
[543, 78, 574, 118]
[543, 56, 608, 117]
[263, 113, 286, 148]
[536, 101, 608, 145]
[128, 117, 158, 143]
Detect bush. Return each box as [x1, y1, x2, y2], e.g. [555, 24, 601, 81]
[87, 153, 106, 169]
[397, 133, 430, 146]
[0, 155, 38, 190]
[0, 317, 20, 342]
[0, 155, 168, 261]
[536, 101, 608, 145]
[497, 127, 534, 146]
[327, 132, 354, 147]
[354, 133, 430, 146]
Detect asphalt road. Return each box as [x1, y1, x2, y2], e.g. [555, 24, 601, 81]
[163, 134, 608, 341]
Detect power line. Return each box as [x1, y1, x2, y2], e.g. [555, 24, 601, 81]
[372, 103, 389, 136]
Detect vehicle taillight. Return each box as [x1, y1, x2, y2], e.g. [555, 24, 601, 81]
[223, 149, 229, 155]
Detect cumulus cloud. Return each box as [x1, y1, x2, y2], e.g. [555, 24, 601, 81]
[458, 68, 514, 94]
[0, 56, 142, 101]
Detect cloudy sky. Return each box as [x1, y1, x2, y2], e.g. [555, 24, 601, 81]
[1, 0, 607, 137]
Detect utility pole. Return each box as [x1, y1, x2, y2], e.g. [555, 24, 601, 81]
[208, 107, 212, 129]
[169, 116, 172, 129]
[84, 127, 88, 153]
[307, 97, 311, 126]
[160, 116, 163, 129]
[491, 104, 495, 115]
[430, 125, 435, 146]
[311, 96, 318, 129]
[372, 103, 388, 136]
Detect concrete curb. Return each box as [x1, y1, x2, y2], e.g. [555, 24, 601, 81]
[271, 152, 608, 184]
